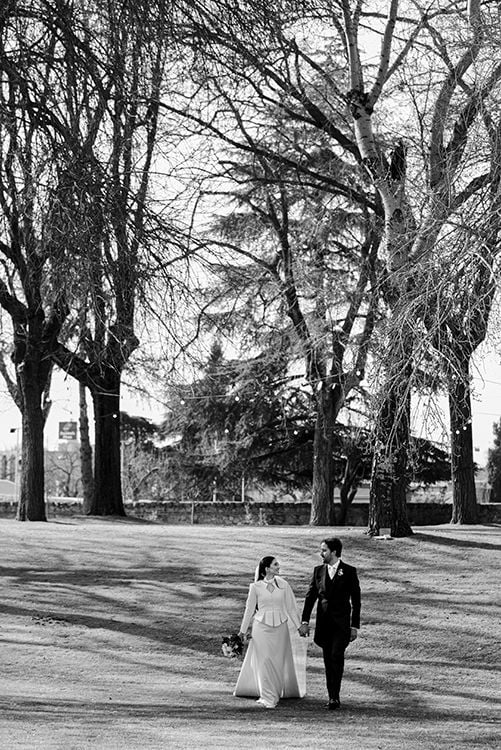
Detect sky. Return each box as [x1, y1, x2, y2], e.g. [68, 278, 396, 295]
[410, 350, 501, 467]
[0, 371, 162, 454]
[1, 347, 500, 467]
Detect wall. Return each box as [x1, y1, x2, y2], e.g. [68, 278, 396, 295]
[0, 498, 500, 525]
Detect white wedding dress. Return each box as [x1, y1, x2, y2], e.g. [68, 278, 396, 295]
[234, 576, 307, 707]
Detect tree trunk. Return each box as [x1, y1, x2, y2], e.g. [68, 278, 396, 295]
[16, 376, 46, 522]
[338, 484, 358, 526]
[449, 358, 477, 524]
[368, 450, 392, 536]
[310, 387, 336, 525]
[368, 371, 413, 538]
[79, 382, 95, 515]
[89, 369, 125, 516]
[337, 455, 363, 525]
[390, 435, 413, 537]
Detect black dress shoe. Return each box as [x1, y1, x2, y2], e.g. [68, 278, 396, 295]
[328, 698, 341, 710]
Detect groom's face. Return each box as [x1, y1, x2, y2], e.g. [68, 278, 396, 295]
[320, 542, 335, 564]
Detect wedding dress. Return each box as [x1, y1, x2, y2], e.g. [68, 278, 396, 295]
[234, 576, 307, 707]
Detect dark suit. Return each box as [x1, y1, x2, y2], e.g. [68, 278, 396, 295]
[301, 561, 361, 701]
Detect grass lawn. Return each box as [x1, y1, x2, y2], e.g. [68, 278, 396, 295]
[0, 518, 500, 750]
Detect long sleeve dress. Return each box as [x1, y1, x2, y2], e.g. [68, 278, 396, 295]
[234, 576, 306, 708]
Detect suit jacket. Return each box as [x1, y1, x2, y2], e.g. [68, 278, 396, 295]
[301, 561, 361, 647]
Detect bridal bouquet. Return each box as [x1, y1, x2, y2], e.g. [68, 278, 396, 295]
[221, 633, 243, 658]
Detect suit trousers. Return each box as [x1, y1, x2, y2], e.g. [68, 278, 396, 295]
[321, 629, 350, 700]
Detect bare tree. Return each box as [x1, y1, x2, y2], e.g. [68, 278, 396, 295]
[46, 0, 174, 515]
[418, 155, 501, 523]
[324, 0, 501, 534]
[0, 1, 179, 519]
[0, 2, 94, 520]
[167, 0, 501, 534]
[45, 449, 82, 498]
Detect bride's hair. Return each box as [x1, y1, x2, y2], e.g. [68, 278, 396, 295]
[255, 555, 282, 587]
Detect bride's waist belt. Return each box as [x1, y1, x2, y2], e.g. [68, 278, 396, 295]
[254, 610, 288, 627]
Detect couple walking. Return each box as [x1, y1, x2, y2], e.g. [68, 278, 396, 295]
[234, 537, 361, 710]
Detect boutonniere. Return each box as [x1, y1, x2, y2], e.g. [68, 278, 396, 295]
[337, 568, 344, 577]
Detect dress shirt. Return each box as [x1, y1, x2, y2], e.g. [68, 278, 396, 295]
[327, 559, 340, 579]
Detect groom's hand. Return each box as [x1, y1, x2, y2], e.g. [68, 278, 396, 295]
[298, 623, 309, 637]
[349, 627, 358, 642]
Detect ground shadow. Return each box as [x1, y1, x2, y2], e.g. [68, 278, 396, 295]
[413, 531, 501, 551]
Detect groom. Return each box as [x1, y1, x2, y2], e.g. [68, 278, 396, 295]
[299, 537, 361, 710]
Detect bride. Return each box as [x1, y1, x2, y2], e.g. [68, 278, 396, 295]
[234, 555, 307, 709]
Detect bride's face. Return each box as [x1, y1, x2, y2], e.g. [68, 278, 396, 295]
[265, 558, 280, 577]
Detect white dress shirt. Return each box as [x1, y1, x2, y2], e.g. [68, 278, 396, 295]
[327, 559, 341, 579]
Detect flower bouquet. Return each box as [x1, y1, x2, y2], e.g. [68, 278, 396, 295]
[221, 633, 243, 658]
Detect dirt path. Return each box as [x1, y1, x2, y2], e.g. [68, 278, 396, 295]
[0, 519, 499, 749]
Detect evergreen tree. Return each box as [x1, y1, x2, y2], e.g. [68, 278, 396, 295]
[161, 339, 312, 500]
[159, 340, 451, 510]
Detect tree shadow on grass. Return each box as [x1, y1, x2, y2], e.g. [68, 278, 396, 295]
[0, 561, 258, 665]
[0, 600, 213, 656]
[1, 582, 497, 665]
[66, 515, 160, 525]
[0, 563, 194, 584]
[413, 531, 501, 551]
[0, 691, 497, 726]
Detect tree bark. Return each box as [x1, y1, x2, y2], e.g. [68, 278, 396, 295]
[310, 387, 337, 525]
[390, 432, 413, 537]
[79, 382, 95, 515]
[338, 483, 357, 526]
[16, 371, 46, 522]
[449, 358, 477, 524]
[89, 369, 125, 516]
[368, 367, 413, 538]
[337, 454, 363, 526]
